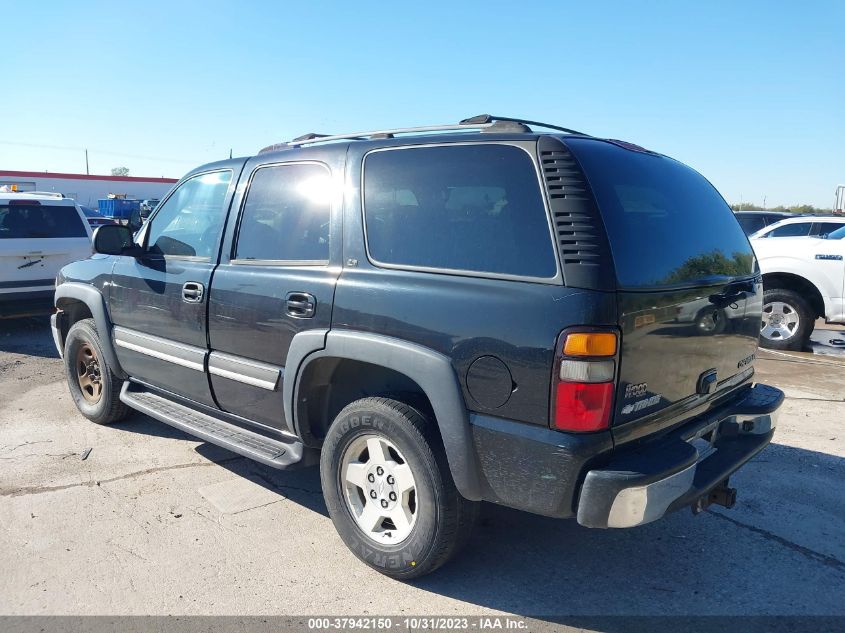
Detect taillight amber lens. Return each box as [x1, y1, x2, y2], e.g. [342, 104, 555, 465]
[563, 332, 617, 357]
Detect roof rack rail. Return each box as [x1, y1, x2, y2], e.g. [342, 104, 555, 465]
[459, 114, 588, 136]
[259, 114, 588, 153]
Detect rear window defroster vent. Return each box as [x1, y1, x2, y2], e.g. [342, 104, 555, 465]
[538, 136, 614, 290]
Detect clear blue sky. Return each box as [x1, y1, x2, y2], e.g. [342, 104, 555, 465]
[3, 1, 843, 207]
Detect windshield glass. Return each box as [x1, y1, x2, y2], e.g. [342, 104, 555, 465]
[567, 139, 757, 289]
[0, 204, 87, 239]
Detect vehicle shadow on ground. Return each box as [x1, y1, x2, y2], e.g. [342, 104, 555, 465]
[194, 443, 329, 517]
[0, 317, 58, 359]
[112, 413, 331, 516]
[409, 442, 845, 618]
[110, 407, 845, 616]
[178, 437, 844, 618]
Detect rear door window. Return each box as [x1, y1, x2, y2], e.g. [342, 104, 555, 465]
[566, 138, 756, 289]
[363, 144, 557, 279]
[813, 222, 845, 238]
[827, 226, 845, 240]
[0, 204, 87, 239]
[235, 163, 331, 263]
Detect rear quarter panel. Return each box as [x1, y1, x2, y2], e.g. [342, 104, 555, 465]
[336, 139, 617, 426]
[332, 269, 617, 425]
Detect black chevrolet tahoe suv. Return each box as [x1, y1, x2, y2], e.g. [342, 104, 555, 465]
[52, 115, 783, 579]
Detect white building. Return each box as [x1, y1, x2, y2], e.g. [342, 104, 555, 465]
[0, 170, 178, 207]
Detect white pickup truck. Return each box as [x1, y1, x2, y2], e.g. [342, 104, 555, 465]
[751, 217, 845, 350]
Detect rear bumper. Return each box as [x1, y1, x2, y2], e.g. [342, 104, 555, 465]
[469, 382, 782, 522]
[576, 383, 783, 528]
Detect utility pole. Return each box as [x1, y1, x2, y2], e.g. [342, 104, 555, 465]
[763, 195, 767, 210]
[229, 148, 233, 159]
[85, 149, 90, 175]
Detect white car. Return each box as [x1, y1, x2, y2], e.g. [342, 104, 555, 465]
[750, 214, 845, 240]
[0, 191, 92, 318]
[751, 223, 845, 349]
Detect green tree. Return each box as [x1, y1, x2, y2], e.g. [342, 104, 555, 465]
[730, 202, 832, 214]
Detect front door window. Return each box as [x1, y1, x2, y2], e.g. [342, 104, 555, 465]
[146, 170, 233, 258]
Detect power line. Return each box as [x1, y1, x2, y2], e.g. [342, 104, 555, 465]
[0, 140, 199, 164]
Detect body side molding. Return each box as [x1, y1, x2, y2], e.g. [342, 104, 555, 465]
[113, 326, 206, 372]
[208, 351, 282, 390]
[291, 329, 483, 501]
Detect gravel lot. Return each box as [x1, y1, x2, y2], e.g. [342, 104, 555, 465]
[1, 317, 843, 619]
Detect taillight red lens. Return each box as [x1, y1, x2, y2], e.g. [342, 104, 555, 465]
[553, 381, 614, 432]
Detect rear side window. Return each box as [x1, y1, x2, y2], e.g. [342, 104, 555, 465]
[235, 163, 331, 262]
[363, 144, 557, 278]
[767, 222, 812, 238]
[736, 215, 765, 235]
[0, 204, 87, 239]
[566, 139, 756, 289]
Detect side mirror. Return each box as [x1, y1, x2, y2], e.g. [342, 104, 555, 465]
[93, 224, 139, 256]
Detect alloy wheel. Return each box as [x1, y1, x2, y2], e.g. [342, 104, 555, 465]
[761, 301, 800, 341]
[340, 434, 418, 545]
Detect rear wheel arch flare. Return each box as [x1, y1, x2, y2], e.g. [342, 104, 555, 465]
[295, 356, 435, 445]
[291, 330, 483, 501]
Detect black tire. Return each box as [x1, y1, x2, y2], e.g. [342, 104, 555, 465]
[64, 318, 130, 425]
[320, 397, 479, 579]
[760, 288, 813, 351]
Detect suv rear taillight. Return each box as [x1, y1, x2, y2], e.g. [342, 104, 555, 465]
[552, 330, 618, 432]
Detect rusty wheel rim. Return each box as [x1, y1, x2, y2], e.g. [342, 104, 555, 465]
[75, 343, 103, 404]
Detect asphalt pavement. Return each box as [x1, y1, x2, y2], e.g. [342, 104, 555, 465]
[1, 317, 843, 621]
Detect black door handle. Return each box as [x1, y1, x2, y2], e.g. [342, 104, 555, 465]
[286, 292, 316, 318]
[182, 282, 205, 303]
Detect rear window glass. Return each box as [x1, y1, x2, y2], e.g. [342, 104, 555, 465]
[567, 139, 756, 289]
[0, 204, 87, 239]
[363, 144, 557, 278]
